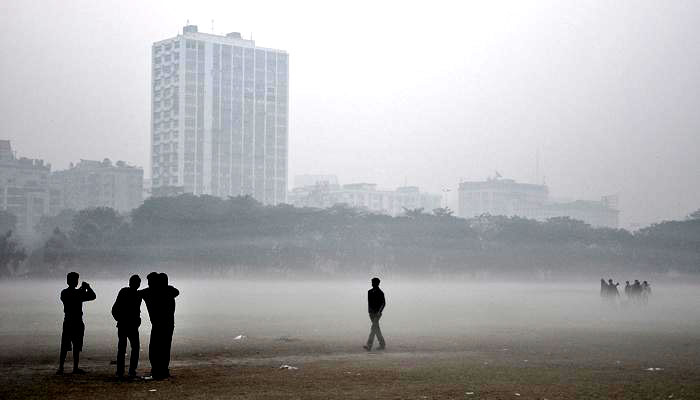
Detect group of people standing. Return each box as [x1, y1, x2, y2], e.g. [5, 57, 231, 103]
[600, 278, 652, 305]
[57, 271, 179, 379]
[58, 272, 387, 378]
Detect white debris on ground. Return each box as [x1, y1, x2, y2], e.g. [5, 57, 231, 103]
[514, 393, 521, 396]
[279, 364, 299, 370]
[148, 389, 157, 392]
[234, 334, 246, 340]
[465, 391, 474, 395]
[645, 367, 664, 371]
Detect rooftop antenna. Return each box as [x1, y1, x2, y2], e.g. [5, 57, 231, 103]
[211, 19, 214, 33]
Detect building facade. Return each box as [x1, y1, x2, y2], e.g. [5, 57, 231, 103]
[289, 182, 441, 216]
[458, 177, 619, 228]
[51, 159, 143, 213]
[0, 140, 51, 236]
[151, 25, 289, 205]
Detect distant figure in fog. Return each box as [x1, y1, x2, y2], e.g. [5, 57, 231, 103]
[607, 279, 620, 297]
[112, 274, 142, 379]
[140, 272, 179, 379]
[363, 277, 386, 351]
[600, 278, 607, 297]
[624, 281, 631, 297]
[642, 281, 651, 304]
[57, 272, 96, 375]
[632, 279, 642, 298]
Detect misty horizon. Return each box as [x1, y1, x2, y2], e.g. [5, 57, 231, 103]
[2, 0, 700, 228]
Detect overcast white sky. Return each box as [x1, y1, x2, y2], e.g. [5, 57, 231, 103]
[1, 0, 699, 228]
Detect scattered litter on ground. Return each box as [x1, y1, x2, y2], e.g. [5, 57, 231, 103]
[142, 376, 153, 381]
[645, 367, 664, 371]
[276, 336, 299, 342]
[279, 364, 298, 370]
[234, 334, 246, 340]
[148, 389, 157, 392]
[465, 391, 474, 395]
[523, 360, 528, 363]
[514, 393, 521, 396]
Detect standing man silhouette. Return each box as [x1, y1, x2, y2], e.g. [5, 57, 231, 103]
[57, 272, 96, 374]
[363, 277, 386, 351]
[159, 273, 179, 378]
[140, 272, 179, 379]
[112, 274, 142, 379]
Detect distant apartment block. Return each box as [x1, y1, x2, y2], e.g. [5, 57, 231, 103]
[151, 25, 289, 205]
[0, 140, 51, 235]
[458, 177, 619, 228]
[293, 174, 339, 188]
[289, 182, 441, 216]
[51, 159, 143, 213]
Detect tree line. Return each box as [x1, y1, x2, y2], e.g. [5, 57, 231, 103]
[1, 195, 699, 278]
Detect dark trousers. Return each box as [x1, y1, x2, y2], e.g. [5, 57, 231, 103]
[366, 313, 385, 348]
[149, 324, 174, 378]
[116, 325, 139, 376]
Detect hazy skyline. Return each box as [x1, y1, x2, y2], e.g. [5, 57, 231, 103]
[2, 0, 699, 227]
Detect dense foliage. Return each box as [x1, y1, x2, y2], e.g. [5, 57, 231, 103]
[11, 196, 700, 278]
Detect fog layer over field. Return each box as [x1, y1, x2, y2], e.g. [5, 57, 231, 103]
[2, 280, 699, 354]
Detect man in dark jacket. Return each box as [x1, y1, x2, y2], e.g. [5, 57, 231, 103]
[140, 272, 179, 379]
[58, 271, 96, 374]
[112, 274, 142, 379]
[363, 277, 386, 351]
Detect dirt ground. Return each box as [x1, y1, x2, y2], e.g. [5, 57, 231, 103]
[3, 280, 700, 399]
[2, 329, 700, 400]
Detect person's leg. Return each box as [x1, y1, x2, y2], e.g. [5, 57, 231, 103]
[149, 326, 159, 377]
[128, 328, 140, 377]
[374, 314, 385, 349]
[162, 325, 174, 377]
[58, 322, 69, 373]
[73, 351, 80, 372]
[366, 314, 377, 349]
[116, 327, 127, 377]
[72, 321, 85, 373]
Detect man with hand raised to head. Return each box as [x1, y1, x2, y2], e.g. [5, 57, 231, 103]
[57, 271, 96, 375]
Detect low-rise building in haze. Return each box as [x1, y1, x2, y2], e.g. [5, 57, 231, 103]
[293, 174, 339, 188]
[289, 181, 441, 216]
[0, 140, 51, 236]
[51, 159, 143, 213]
[458, 177, 619, 228]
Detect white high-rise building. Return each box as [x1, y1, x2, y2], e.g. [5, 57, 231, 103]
[151, 25, 289, 204]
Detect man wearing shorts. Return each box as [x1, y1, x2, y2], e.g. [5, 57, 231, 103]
[58, 272, 96, 374]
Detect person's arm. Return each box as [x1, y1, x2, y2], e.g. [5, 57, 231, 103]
[168, 285, 180, 298]
[83, 284, 97, 301]
[111, 289, 123, 322]
[379, 292, 386, 313]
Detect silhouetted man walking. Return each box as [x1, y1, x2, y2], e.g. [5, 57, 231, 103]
[140, 272, 179, 379]
[363, 277, 386, 351]
[57, 272, 96, 374]
[112, 274, 142, 379]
